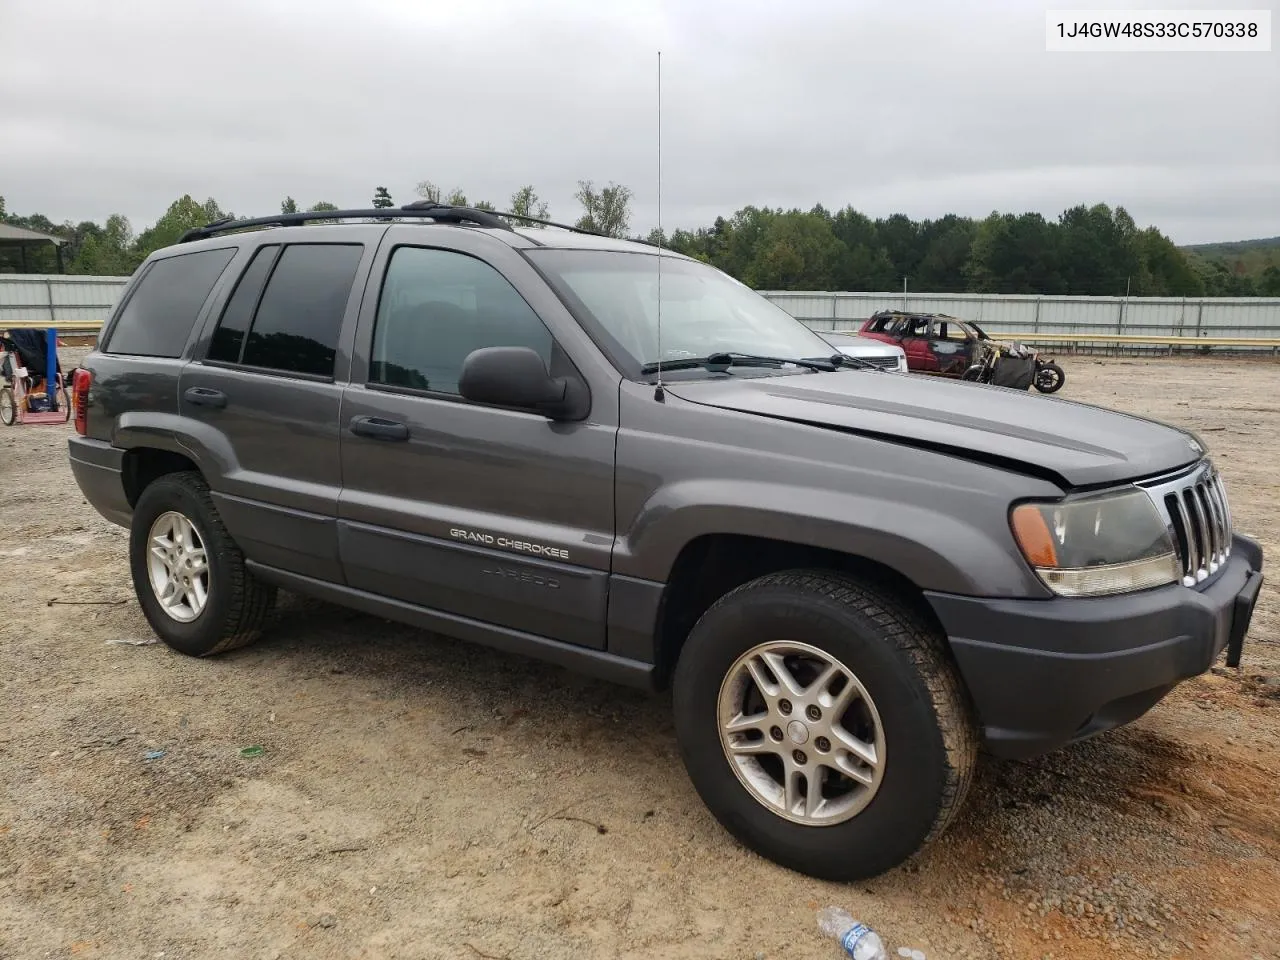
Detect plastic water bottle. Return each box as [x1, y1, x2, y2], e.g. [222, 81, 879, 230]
[816, 907, 888, 960]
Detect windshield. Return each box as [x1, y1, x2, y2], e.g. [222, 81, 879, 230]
[527, 249, 835, 377]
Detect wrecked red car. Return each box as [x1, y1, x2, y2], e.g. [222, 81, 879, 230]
[857, 310, 1065, 393]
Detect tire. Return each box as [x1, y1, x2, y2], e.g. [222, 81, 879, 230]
[1034, 362, 1065, 394]
[672, 570, 977, 881]
[128, 471, 276, 656]
[59, 386, 71, 422]
[0, 388, 14, 426]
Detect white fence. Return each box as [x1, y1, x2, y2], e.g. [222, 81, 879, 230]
[758, 291, 1280, 342]
[3, 275, 1280, 350]
[0, 275, 128, 329]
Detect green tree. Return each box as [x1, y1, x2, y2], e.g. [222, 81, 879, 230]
[372, 187, 393, 209]
[875, 213, 925, 281]
[914, 215, 977, 293]
[740, 210, 849, 290]
[1261, 264, 1280, 296]
[574, 180, 632, 238]
[444, 188, 468, 207]
[132, 195, 227, 259]
[1133, 227, 1203, 296]
[70, 215, 137, 275]
[414, 181, 441, 203]
[965, 212, 1064, 294]
[281, 196, 298, 214]
[1056, 203, 1141, 295]
[306, 201, 339, 224]
[509, 185, 550, 225]
[473, 200, 496, 212]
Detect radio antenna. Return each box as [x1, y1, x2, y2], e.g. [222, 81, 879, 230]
[653, 49, 666, 402]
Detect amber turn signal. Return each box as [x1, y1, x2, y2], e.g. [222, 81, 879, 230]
[1010, 503, 1059, 568]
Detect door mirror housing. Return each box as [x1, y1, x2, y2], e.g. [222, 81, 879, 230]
[458, 346, 588, 420]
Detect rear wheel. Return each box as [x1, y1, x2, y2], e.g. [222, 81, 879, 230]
[1034, 362, 1065, 393]
[672, 570, 977, 881]
[0, 388, 14, 425]
[129, 471, 276, 656]
[59, 386, 71, 421]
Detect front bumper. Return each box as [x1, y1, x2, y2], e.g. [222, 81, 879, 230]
[926, 534, 1264, 760]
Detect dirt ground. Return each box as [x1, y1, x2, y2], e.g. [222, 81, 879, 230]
[2, 355, 1278, 960]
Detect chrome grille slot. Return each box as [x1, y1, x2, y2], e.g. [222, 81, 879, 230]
[858, 356, 901, 370]
[1145, 461, 1233, 587]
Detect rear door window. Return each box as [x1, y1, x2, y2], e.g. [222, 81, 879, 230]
[204, 243, 363, 378]
[207, 245, 279, 364]
[105, 248, 236, 357]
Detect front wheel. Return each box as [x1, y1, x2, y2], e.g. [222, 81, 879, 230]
[1034, 362, 1065, 393]
[672, 571, 977, 881]
[0, 388, 14, 426]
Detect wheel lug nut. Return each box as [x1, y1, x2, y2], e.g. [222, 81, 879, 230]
[770, 726, 783, 742]
[806, 705, 821, 721]
[815, 736, 831, 752]
[778, 699, 792, 716]
[792, 750, 807, 765]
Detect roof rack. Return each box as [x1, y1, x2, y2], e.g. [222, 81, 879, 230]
[492, 211, 604, 237]
[177, 201, 518, 243]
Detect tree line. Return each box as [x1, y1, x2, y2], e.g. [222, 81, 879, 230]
[2, 185, 1276, 297]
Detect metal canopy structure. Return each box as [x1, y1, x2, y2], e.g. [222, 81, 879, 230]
[0, 223, 65, 273]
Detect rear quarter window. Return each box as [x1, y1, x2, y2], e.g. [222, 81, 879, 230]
[104, 248, 236, 358]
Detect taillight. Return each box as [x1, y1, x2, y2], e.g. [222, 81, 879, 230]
[73, 368, 92, 436]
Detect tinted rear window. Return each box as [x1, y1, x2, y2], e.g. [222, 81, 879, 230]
[240, 244, 362, 377]
[105, 248, 236, 357]
[208, 245, 279, 364]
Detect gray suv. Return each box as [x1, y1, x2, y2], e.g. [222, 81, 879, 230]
[68, 203, 1264, 881]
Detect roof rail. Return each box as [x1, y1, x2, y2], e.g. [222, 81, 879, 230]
[177, 202, 517, 243]
[492, 211, 604, 237]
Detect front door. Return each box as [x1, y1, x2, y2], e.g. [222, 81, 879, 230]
[897, 316, 937, 372]
[337, 239, 617, 649]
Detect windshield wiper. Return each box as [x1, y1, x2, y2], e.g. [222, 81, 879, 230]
[828, 353, 887, 372]
[640, 352, 838, 375]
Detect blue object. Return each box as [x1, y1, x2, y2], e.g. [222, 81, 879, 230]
[144, 750, 165, 761]
[45, 328, 57, 398]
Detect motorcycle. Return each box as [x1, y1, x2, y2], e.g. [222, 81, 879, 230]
[962, 342, 1066, 394]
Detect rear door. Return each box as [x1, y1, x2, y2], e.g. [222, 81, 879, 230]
[180, 238, 376, 583]
[931, 320, 972, 375]
[336, 231, 617, 649]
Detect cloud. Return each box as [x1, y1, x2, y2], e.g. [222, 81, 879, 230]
[1, 0, 1275, 243]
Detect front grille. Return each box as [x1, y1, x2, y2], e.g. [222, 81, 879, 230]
[1142, 462, 1233, 587]
[858, 356, 901, 370]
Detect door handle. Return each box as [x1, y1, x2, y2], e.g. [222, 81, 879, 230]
[183, 387, 227, 409]
[350, 416, 409, 442]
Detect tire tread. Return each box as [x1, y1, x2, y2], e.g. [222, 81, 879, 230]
[710, 569, 978, 849]
[137, 471, 274, 655]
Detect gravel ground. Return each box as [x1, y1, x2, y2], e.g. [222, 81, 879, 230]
[2, 354, 1278, 960]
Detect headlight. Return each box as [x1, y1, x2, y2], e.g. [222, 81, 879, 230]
[1009, 489, 1179, 597]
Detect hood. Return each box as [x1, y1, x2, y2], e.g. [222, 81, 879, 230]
[819, 332, 903, 358]
[665, 370, 1203, 488]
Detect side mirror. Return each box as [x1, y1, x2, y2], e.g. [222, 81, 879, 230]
[458, 346, 586, 420]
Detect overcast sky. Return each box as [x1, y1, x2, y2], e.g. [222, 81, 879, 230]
[2, 0, 1277, 244]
